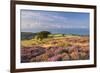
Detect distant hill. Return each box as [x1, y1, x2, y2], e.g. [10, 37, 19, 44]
[21, 31, 88, 40]
[21, 32, 36, 40]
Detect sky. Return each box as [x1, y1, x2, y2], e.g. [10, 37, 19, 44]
[21, 9, 89, 33]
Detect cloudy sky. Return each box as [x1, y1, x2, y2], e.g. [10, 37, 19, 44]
[20, 9, 89, 33]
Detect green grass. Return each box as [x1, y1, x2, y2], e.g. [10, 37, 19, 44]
[21, 34, 82, 47]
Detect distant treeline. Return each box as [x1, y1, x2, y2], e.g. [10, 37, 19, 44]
[21, 31, 89, 40]
[21, 31, 51, 40]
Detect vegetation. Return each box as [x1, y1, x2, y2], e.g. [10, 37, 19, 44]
[21, 32, 36, 40]
[35, 31, 51, 40]
[21, 31, 89, 63]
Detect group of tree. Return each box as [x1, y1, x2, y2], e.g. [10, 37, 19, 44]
[36, 31, 51, 40]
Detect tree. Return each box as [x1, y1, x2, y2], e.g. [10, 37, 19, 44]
[36, 31, 51, 40]
[62, 34, 65, 37]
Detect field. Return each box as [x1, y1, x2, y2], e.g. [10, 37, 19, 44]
[21, 34, 89, 63]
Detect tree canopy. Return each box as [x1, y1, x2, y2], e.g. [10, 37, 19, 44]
[36, 31, 51, 40]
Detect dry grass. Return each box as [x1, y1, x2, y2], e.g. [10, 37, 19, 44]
[21, 35, 89, 62]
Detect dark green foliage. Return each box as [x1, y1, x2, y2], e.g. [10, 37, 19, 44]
[21, 31, 51, 40]
[62, 34, 65, 37]
[36, 31, 51, 40]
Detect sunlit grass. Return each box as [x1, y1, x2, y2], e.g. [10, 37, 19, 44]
[21, 35, 89, 49]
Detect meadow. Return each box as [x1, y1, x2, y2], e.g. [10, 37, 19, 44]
[21, 33, 89, 63]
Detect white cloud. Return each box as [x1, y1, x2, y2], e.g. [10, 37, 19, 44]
[21, 10, 89, 32]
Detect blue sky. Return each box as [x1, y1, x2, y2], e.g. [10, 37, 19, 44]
[21, 9, 89, 33]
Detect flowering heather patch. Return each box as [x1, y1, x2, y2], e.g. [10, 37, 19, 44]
[21, 36, 89, 62]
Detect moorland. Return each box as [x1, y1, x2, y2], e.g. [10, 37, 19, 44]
[21, 31, 89, 63]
